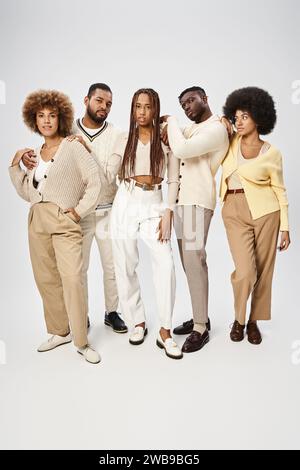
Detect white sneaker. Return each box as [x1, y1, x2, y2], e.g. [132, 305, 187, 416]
[77, 345, 101, 364]
[156, 334, 183, 359]
[37, 334, 72, 352]
[129, 326, 148, 345]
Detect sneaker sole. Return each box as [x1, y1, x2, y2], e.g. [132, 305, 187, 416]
[156, 340, 183, 359]
[77, 350, 101, 364]
[104, 320, 128, 334]
[129, 328, 148, 345]
[37, 339, 72, 352]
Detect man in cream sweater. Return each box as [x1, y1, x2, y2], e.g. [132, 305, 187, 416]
[161, 86, 229, 353]
[23, 83, 127, 334]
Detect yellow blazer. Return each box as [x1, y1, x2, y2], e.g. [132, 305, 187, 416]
[220, 134, 289, 231]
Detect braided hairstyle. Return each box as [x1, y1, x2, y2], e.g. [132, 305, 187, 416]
[119, 88, 164, 181]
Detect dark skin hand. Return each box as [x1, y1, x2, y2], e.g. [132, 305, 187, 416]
[20, 151, 80, 223]
[278, 232, 290, 251]
[64, 208, 81, 222]
[160, 116, 170, 146]
[22, 150, 37, 170]
[220, 116, 234, 139]
[156, 208, 173, 243]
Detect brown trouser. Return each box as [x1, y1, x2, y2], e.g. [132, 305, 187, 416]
[28, 202, 88, 348]
[174, 205, 213, 324]
[222, 193, 280, 325]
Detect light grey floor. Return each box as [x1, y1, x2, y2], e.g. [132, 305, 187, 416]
[1, 209, 299, 450]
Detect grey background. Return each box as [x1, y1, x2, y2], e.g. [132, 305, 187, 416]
[0, 0, 299, 450]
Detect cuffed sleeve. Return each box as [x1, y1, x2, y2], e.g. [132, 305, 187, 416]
[73, 143, 102, 219]
[165, 149, 180, 210]
[110, 132, 128, 181]
[167, 116, 227, 160]
[8, 164, 31, 202]
[270, 152, 289, 231]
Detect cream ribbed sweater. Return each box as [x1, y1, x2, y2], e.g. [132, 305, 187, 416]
[9, 139, 102, 219]
[72, 119, 121, 205]
[167, 115, 229, 210]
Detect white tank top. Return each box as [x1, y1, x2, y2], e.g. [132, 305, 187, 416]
[34, 158, 51, 191]
[227, 140, 270, 190]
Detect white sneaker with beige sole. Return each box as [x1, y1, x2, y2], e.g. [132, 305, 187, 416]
[77, 345, 101, 364]
[37, 334, 72, 352]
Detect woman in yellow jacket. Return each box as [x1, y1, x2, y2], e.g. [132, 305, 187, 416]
[220, 87, 290, 344]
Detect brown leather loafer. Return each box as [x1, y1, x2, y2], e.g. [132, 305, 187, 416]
[173, 318, 211, 335]
[181, 330, 209, 353]
[246, 321, 262, 345]
[230, 320, 245, 342]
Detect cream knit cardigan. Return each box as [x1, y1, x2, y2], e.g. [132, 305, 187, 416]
[9, 138, 102, 219]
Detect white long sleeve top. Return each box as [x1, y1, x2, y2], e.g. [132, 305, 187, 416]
[167, 115, 229, 210]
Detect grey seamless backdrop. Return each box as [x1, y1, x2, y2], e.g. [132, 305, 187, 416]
[0, 0, 299, 450]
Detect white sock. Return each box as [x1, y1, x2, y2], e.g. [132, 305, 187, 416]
[193, 323, 207, 334]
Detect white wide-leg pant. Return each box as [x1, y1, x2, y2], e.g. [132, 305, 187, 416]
[110, 181, 176, 330]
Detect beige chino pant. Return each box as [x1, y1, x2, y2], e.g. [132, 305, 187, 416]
[222, 193, 280, 324]
[28, 202, 88, 348]
[174, 205, 213, 324]
[80, 209, 119, 314]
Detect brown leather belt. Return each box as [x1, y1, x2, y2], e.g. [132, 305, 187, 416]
[226, 189, 245, 194]
[124, 178, 162, 191]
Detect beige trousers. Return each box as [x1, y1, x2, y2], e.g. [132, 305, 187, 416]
[222, 193, 280, 324]
[28, 202, 88, 348]
[80, 209, 119, 313]
[174, 205, 213, 324]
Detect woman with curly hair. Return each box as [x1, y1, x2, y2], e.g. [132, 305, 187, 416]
[220, 86, 290, 344]
[9, 89, 102, 364]
[110, 88, 182, 359]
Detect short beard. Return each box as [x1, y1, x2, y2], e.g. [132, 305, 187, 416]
[86, 104, 106, 125]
